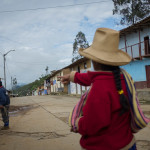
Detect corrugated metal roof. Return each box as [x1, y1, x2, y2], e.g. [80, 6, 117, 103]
[120, 16, 150, 36]
[46, 57, 88, 79]
[63, 57, 88, 69]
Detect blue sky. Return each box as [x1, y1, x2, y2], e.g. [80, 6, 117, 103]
[0, 0, 126, 89]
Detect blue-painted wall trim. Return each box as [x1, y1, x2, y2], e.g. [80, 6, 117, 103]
[122, 58, 150, 82]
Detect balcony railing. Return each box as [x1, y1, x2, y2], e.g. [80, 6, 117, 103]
[121, 39, 150, 60]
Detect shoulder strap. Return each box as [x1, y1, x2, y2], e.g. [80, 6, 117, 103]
[121, 69, 150, 132]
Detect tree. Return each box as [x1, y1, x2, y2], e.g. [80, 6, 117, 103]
[72, 31, 89, 62]
[13, 77, 17, 86]
[12, 77, 17, 91]
[45, 66, 49, 75]
[112, 0, 150, 25]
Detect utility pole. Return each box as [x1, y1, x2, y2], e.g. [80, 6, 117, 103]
[0, 50, 15, 89]
[3, 55, 6, 88]
[11, 76, 13, 94]
[0, 78, 4, 82]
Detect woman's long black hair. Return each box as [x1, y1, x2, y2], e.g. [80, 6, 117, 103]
[92, 61, 129, 115]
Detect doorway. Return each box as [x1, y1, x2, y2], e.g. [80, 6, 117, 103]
[146, 65, 150, 88]
[144, 36, 150, 55]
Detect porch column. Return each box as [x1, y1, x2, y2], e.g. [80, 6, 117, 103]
[124, 35, 127, 53]
[139, 30, 142, 60]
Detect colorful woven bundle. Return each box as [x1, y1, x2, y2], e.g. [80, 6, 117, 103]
[68, 69, 150, 133]
[68, 89, 90, 131]
[121, 69, 150, 133]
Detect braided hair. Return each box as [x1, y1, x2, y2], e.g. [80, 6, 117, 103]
[112, 67, 129, 115]
[92, 61, 129, 116]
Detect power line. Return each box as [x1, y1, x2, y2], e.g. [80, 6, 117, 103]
[0, 35, 24, 45]
[0, 1, 109, 13]
[0, 35, 47, 52]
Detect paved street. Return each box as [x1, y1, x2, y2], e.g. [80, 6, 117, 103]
[0, 95, 150, 150]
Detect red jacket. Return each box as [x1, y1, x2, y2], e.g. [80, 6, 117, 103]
[72, 71, 133, 150]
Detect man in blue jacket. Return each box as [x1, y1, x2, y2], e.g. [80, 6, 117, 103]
[0, 81, 10, 130]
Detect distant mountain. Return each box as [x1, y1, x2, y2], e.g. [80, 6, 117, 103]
[11, 83, 26, 90]
[17, 83, 26, 86]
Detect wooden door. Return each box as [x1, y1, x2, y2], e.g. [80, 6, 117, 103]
[146, 65, 150, 88]
[144, 36, 150, 55]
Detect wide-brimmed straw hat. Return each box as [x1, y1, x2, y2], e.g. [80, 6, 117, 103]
[79, 28, 131, 66]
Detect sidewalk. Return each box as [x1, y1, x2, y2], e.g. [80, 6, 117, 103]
[137, 88, 150, 102]
[135, 105, 150, 149]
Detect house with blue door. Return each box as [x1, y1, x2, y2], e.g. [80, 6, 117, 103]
[119, 16, 150, 89]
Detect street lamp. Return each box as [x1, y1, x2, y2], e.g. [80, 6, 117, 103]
[0, 50, 15, 88]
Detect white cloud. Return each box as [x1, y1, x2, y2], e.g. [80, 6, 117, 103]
[0, 0, 123, 89]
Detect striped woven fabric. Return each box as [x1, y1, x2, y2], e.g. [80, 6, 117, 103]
[68, 89, 90, 131]
[121, 69, 150, 133]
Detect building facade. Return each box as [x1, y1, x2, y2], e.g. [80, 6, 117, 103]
[66, 58, 92, 95]
[49, 68, 70, 93]
[119, 16, 150, 89]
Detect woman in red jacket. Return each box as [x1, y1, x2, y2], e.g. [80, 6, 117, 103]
[59, 28, 136, 150]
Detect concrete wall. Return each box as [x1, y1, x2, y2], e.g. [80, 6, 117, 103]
[69, 59, 91, 95]
[50, 70, 70, 93]
[51, 76, 58, 93]
[122, 58, 150, 82]
[63, 68, 71, 93]
[137, 90, 150, 101]
[43, 80, 47, 95]
[70, 82, 76, 94]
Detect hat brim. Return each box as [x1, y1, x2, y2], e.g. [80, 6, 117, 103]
[79, 47, 131, 66]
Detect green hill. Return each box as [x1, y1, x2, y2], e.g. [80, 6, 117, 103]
[14, 75, 49, 96]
